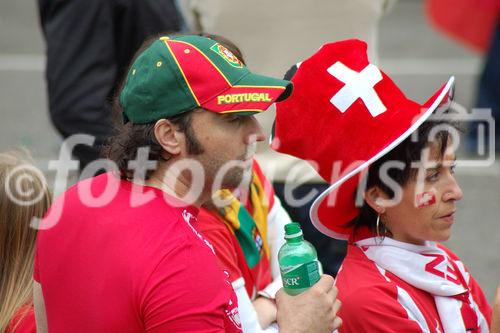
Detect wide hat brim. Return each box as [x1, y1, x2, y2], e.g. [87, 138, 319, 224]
[271, 39, 456, 240]
[311, 77, 455, 240]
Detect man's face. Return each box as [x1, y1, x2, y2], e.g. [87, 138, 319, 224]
[185, 110, 265, 192]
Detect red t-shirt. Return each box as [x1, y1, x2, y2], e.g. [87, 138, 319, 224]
[34, 173, 241, 333]
[5, 305, 36, 333]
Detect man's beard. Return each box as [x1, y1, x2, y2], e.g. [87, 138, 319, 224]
[184, 124, 254, 195]
[185, 148, 250, 198]
[220, 160, 253, 190]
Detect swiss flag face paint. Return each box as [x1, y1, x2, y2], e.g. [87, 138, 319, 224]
[415, 191, 437, 208]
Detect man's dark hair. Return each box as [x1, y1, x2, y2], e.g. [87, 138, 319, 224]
[104, 106, 203, 180]
[348, 117, 462, 236]
[103, 33, 246, 180]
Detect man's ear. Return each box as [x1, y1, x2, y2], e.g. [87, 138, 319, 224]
[364, 187, 388, 214]
[154, 119, 182, 156]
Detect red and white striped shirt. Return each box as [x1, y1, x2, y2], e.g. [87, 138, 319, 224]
[336, 243, 492, 332]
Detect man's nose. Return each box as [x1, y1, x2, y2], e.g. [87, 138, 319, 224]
[245, 116, 265, 144]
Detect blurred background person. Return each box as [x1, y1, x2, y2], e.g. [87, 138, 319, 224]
[37, 0, 182, 170]
[177, 0, 398, 276]
[0, 151, 51, 333]
[476, 11, 500, 155]
[426, 0, 500, 154]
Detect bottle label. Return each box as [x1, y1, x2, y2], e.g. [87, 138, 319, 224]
[280, 260, 320, 290]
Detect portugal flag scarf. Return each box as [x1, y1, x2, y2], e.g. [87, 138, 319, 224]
[215, 171, 270, 269]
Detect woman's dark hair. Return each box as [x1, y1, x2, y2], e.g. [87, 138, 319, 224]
[348, 116, 462, 236]
[103, 33, 246, 180]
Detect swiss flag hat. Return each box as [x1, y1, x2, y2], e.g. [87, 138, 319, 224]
[271, 39, 455, 240]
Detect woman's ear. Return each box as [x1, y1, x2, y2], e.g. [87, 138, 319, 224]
[154, 119, 182, 156]
[364, 187, 387, 214]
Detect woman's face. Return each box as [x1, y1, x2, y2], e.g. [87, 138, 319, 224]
[381, 140, 463, 245]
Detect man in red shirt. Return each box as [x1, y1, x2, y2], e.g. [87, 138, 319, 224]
[33, 34, 341, 332]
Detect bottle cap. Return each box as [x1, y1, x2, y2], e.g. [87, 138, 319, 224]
[284, 222, 303, 239]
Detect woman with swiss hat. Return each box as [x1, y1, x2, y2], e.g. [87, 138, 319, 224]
[271, 39, 494, 332]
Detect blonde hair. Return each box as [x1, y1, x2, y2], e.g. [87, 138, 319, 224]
[0, 151, 51, 332]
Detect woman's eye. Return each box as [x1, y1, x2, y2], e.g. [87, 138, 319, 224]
[450, 164, 457, 175]
[426, 171, 439, 182]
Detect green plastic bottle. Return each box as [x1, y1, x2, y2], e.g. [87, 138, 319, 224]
[278, 222, 321, 295]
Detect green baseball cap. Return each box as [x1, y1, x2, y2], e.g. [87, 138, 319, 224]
[120, 35, 293, 124]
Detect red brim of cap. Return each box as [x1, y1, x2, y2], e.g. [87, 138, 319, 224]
[310, 77, 455, 240]
[201, 73, 293, 115]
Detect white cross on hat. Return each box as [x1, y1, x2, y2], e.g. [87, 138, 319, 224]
[272, 39, 456, 240]
[328, 62, 387, 117]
